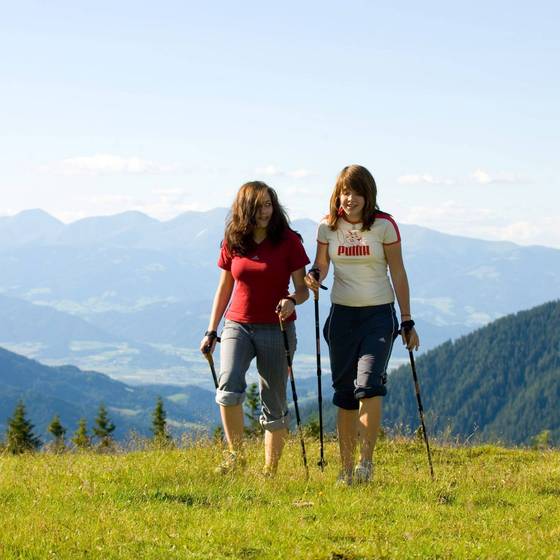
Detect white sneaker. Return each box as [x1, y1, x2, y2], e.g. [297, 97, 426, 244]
[353, 460, 373, 484]
[335, 469, 353, 487]
[214, 451, 247, 475]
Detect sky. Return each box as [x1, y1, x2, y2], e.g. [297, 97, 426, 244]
[1, 1, 559, 247]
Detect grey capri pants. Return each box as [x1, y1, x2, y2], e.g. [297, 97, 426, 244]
[324, 303, 398, 410]
[216, 319, 296, 431]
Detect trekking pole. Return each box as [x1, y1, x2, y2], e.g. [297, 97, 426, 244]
[202, 335, 220, 389]
[203, 351, 219, 389]
[278, 315, 309, 479]
[310, 267, 328, 471]
[407, 349, 435, 481]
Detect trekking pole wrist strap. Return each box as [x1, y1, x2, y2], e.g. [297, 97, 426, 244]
[400, 320, 415, 333]
[204, 330, 221, 342]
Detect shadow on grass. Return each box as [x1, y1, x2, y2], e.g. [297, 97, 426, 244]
[537, 486, 560, 497]
[115, 488, 211, 507]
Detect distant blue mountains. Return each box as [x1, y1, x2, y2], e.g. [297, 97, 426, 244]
[1, 208, 559, 386]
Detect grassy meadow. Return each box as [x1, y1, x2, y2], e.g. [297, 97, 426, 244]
[1, 437, 559, 559]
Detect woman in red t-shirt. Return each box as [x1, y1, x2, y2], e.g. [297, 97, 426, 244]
[200, 181, 309, 476]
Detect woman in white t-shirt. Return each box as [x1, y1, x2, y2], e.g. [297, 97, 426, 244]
[305, 164, 419, 485]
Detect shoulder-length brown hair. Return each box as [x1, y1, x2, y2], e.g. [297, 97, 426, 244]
[224, 181, 293, 256]
[327, 165, 379, 230]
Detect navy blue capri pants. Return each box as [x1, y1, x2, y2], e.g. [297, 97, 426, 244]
[324, 303, 398, 410]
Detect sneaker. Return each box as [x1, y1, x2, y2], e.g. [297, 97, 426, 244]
[215, 451, 247, 475]
[262, 465, 277, 479]
[335, 469, 353, 487]
[353, 460, 373, 484]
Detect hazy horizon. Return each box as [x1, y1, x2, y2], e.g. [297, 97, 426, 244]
[2, 205, 559, 250]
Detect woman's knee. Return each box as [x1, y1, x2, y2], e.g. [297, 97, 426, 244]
[332, 389, 359, 410]
[215, 389, 245, 407]
[260, 412, 290, 432]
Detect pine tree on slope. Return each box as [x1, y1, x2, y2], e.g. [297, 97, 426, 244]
[6, 401, 42, 454]
[72, 418, 91, 450]
[47, 415, 67, 452]
[151, 397, 171, 443]
[93, 404, 116, 450]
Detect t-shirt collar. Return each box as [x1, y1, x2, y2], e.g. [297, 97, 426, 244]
[340, 214, 362, 225]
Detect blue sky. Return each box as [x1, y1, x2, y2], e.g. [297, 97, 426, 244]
[1, 1, 559, 246]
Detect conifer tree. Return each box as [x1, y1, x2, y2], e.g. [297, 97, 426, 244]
[93, 404, 116, 449]
[6, 401, 42, 454]
[72, 418, 91, 449]
[303, 416, 321, 439]
[244, 383, 262, 436]
[47, 415, 66, 452]
[151, 397, 170, 442]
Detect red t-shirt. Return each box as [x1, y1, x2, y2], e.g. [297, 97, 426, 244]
[218, 229, 310, 324]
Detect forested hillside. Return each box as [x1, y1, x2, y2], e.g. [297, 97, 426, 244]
[0, 347, 218, 440]
[384, 300, 560, 445]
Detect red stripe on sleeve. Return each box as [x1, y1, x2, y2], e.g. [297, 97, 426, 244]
[376, 212, 401, 244]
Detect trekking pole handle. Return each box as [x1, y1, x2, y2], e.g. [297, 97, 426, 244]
[309, 267, 328, 291]
[202, 331, 221, 354]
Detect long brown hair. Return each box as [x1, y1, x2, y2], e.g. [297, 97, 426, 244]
[327, 165, 379, 230]
[224, 181, 293, 256]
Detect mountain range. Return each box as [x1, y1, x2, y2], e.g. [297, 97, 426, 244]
[1, 208, 559, 386]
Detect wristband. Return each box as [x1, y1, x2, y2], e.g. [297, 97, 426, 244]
[204, 330, 221, 342]
[285, 296, 297, 306]
[400, 320, 415, 333]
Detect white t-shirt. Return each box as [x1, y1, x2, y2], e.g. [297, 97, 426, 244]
[317, 212, 401, 307]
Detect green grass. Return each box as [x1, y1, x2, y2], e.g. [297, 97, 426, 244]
[1, 438, 559, 559]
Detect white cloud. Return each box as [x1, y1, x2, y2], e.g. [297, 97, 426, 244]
[412, 297, 455, 315]
[132, 200, 203, 219]
[255, 165, 282, 177]
[40, 154, 181, 176]
[403, 201, 495, 227]
[397, 174, 455, 186]
[402, 202, 560, 247]
[288, 169, 314, 179]
[151, 188, 185, 196]
[283, 185, 314, 196]
[139, 187, 205, 218]
[89, 194, 138, 206]
[255, 165, 314, 179]
[52, 188, 206, 223]
[475, 221, 544, 245]
[472, 169, 525, 185]
[465, 310, 493, 326]
[397, 170, 526, 186]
